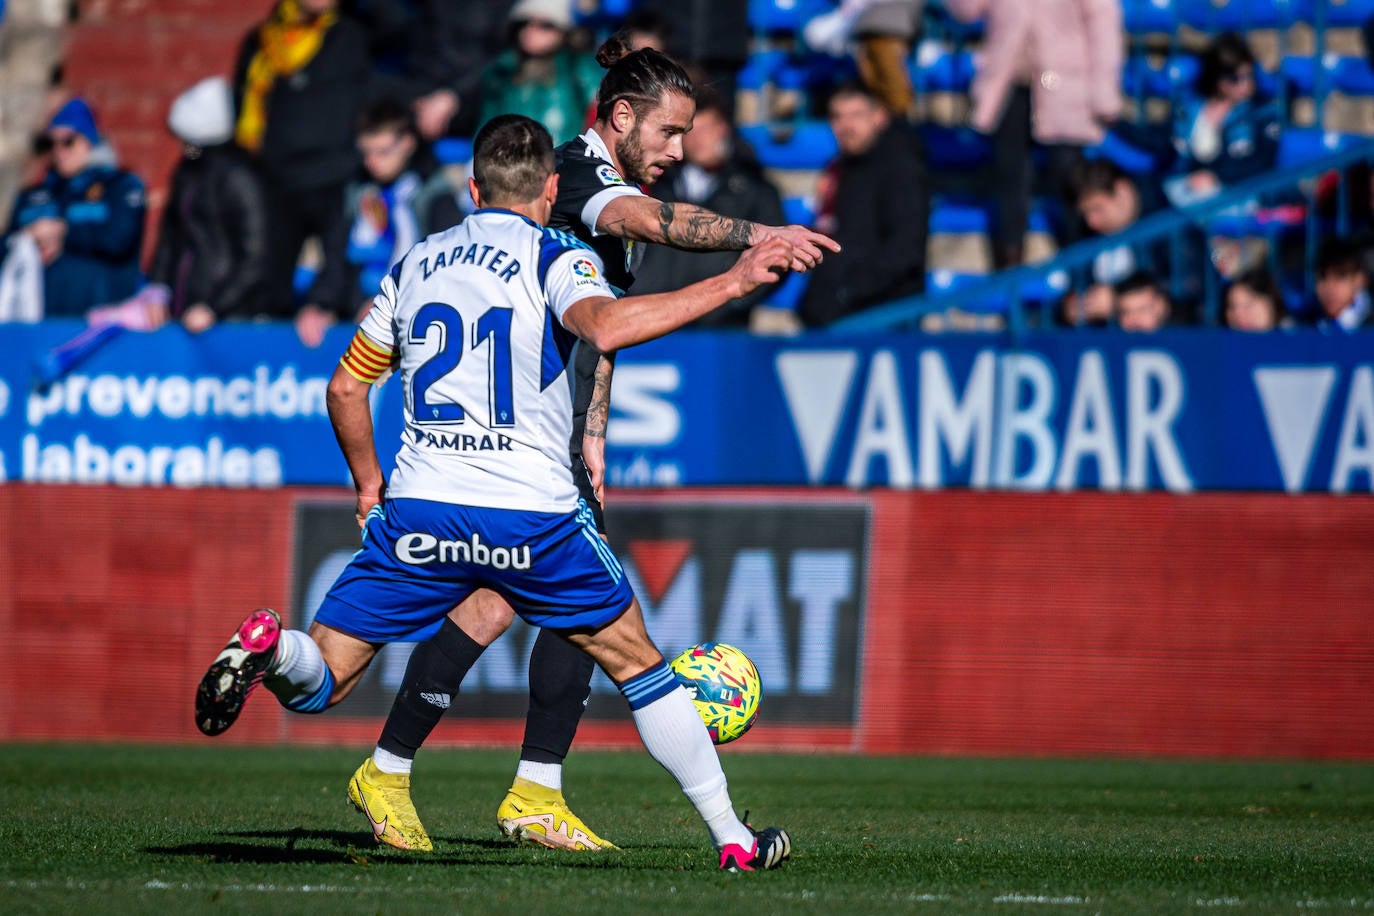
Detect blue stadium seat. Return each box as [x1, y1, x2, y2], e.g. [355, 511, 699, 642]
[293, 264, 317, 301]
[782, 195, 817, 227]
[925, 269, 1070, 313]
[927, 201, 988, 235]
[1277, 128, 1364, 168]
[738, 121, 838, 170]
[1175, 0, 1299, 30]
[1281, 55, 1320, 96]
[1085, 130, 1160, 175]
[923, 1, 986, 42]
[434, 138, 473, 165]
[762, 267, 810, 309]
[920, 124, 992, 171]
[1123, 0, 1177, 34]
[910, 44, 976, 94]
[1330, 55, 1374, 95]
[573, 0, 634, 24]
[1121, 57, 1165, 99]
[738, 50, 788, 91]
[748, 0, 830, 33]
[928, 197, 1053, 235]
[1289, 0, 1374, 25]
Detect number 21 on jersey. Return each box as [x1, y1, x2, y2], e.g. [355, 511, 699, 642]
[408, 302, 515, 428]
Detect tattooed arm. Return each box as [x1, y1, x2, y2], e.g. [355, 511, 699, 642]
[596, 195, 840, 271]
[581, 352, 615, 505]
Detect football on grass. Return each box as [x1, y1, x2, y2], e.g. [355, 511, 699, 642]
[669, 642, 762, 745]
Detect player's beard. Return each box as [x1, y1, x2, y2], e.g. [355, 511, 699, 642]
[615, 127, 665, 186]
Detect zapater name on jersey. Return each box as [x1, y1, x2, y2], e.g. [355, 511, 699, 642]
[357, 207, 615, 514]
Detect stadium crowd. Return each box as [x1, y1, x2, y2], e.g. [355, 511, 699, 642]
[2, 0, 1373, 338]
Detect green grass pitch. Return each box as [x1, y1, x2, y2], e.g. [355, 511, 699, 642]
[1, 744, 1371, 914]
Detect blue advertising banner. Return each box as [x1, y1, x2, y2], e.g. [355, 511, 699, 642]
[1, 321, 1370, 492]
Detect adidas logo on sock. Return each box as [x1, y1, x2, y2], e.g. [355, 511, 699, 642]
[420, 692, 452, 709]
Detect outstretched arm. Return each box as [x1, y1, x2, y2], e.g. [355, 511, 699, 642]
[561, 238, 794, 352]
[596, 195, 839, 272]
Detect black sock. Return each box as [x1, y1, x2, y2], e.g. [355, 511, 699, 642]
[520, 627, 596, 764]
[377, 618, 485, 759]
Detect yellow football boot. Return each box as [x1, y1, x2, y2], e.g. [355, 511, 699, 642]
[496, 777, 617, 851]
[346, 757, 434, 852]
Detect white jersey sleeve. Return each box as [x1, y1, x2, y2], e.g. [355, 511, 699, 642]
[358, 264, 402, 349]
[543, 246, 615, 321]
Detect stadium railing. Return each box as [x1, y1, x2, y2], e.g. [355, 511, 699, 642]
[831, 134, 1374, 334]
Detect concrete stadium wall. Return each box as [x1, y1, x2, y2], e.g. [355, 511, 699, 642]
[1, 484, 1370, 759]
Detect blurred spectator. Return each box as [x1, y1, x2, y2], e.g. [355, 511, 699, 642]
[1223, 268, 1287, 332]
[946, 0, 1122, 266]
[1167, 33, 1279, 206]
[798, 83, 928, 327]
[805, 1, 923, 119]
[234, 0, 372, 346]
[3, 97, 145, 318]
[639, 0, 750, 115]
[853, 1, 923, 119]
[632, 91, 787, 328]
[403, 0, 514, 139]
[1313, 238, 1372, 332]
[1067, 157, 1200, 320]
[148, 77, 271, 335]
[345, 98, 462, 315]
[477, 0, 601, 144]
[1114, 270, 1171, 332]
[621, 9, 672, 53]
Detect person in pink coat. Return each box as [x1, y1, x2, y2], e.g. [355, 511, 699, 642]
[946, 0, 1123, 266]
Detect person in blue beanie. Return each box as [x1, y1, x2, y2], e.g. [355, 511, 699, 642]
[5, 97, 147, 317]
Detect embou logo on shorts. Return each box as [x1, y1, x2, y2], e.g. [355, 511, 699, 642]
[395, 532, 532, 570]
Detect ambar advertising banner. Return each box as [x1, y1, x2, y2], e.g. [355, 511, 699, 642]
[4, 322, 1373, 493]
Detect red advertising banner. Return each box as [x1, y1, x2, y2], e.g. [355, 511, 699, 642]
[1, 485, 1370, 759]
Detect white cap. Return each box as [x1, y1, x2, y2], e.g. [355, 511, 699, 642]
[509, 0, 573, 30]
[168, 76, 235, 147]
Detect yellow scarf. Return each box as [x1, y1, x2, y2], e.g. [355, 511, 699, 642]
[235, 0, 338, 152]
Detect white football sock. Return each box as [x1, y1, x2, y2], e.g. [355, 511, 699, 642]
[372, 746, 413, 775]
[631, 686, 753, 850]
[264, 629, 327, 701]
[515, 760, 563, 791]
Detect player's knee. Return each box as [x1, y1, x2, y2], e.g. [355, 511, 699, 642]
[452, 589, 515, 646]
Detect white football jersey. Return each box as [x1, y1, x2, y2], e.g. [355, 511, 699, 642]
[359, 207, 615, 513]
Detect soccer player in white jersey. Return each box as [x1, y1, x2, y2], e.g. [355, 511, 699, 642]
[194, 114, 795, 872]
[357, 34, 840, 856]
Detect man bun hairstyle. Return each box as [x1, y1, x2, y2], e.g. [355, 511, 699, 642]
[594, 32, 694, 121]
[472, 114, 555, 205]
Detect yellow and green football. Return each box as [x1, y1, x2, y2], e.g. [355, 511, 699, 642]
[669, 642, 762, 745]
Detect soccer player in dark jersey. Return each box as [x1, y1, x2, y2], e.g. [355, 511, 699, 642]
[347, 33, 839, 854]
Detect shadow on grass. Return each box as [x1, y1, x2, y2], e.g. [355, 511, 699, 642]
[143, 827, 684, 869]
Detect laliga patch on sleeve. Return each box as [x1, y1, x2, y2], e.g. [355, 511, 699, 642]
[571, 257, 601, 287]
[596, 164, 626, 186]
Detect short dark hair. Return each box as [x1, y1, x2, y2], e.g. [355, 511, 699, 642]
[594, 32, 695, 121]
[1197, 33, 1256, 99]
[472, 114, 554, 205]
[1070, 157, 1132, 202]
[827, 81, 882, 109]
[357, 98, 415, 138]
[1114, 270, 1167, 301]
[1316, 237, 1366, 277]
[1230, 268, 1285, 309]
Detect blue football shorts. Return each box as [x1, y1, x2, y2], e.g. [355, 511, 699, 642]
[312, 496, 634, 643]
